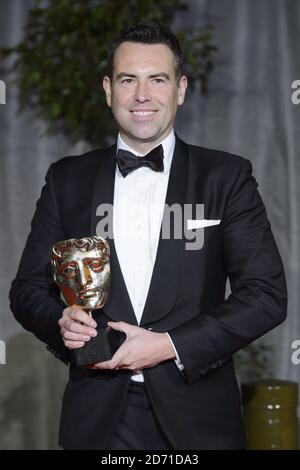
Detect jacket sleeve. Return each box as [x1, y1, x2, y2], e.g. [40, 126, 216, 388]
[9, 163, 73, 365]
[168, 159, 287, 384]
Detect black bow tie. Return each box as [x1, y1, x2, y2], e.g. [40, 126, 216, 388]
[116, 144, 164, 177]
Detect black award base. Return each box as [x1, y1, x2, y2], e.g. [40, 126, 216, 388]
[73, 328, 126, 367]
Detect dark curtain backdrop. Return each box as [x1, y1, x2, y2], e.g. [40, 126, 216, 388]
[0, 0, 299, 449]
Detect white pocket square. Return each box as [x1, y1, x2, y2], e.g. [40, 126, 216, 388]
[187, 219, 221, 230]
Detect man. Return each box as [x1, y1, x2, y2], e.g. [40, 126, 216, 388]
[9, 21, 287, 450]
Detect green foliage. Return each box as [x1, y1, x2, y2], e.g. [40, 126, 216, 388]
[0, 0, 217, 146]
[234, 341, 272, 383]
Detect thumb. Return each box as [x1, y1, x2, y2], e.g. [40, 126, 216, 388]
[107, 321, 130, 334]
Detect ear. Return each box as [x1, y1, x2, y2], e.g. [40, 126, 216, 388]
[177, 75, 188, 106]
[103, 76, 112, 107]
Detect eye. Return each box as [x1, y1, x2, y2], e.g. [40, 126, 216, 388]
[152, 78, 166, 85]
[121, 78, 134, 84]
[88, 260, 103, 272]
[63, 266, 76, 276]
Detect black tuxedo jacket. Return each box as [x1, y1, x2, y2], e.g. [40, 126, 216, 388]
[9, 136, 287, 450]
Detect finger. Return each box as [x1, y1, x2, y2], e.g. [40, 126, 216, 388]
[64, 340, 85, 350]
[92, 358, 121, 369]
[93, 360, 114, 369]
[64, 319, 97, 337]
[68, 307, 97, 328]
[107, 321, 130, 334]
[61, 329, 92, 342]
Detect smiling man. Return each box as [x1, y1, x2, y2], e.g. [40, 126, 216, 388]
[10, 21, 287, 450]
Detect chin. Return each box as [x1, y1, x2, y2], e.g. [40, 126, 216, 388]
[133, 130, 160, 142]
[86, 295, 104, 310]
[128, 123, 158, 134]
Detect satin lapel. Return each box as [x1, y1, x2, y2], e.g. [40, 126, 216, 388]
[140, 137, 189, 326]
[90, 144, 137, 325]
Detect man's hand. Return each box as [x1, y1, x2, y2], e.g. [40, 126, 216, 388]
[58, 305, 97, 350]
[88, 321, 176, 371]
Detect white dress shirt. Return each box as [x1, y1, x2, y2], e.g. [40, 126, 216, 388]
[113, 130, 183, 382]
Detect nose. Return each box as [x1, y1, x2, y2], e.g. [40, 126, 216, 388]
[77, 263, 92, 287]
[134, 80, 151, 103]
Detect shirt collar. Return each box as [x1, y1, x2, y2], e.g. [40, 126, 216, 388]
[116, 130, 175, 174]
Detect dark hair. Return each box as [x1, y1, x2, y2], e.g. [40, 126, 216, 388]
[107, 21, 184, 82]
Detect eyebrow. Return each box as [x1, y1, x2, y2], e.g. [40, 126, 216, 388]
[116, 72, 170, 80]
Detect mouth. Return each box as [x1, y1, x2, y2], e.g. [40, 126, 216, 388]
[79, 288, 100, 300]
[130, 110, 158, 120]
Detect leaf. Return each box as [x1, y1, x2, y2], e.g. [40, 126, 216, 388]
[0, 0, 217, 145]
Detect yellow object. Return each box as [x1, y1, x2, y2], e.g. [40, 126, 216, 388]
[242, 379, 298, 449]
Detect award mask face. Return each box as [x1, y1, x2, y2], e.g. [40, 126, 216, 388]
[50, 236, 110, 310]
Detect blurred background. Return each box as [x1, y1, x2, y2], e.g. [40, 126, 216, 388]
[0, 0, 299, 449]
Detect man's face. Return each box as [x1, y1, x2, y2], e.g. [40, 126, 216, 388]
[103, 42, 187, 153]
[53, 247, 110, 310]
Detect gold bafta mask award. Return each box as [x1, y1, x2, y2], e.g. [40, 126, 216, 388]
[50, 236, 125, 366]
